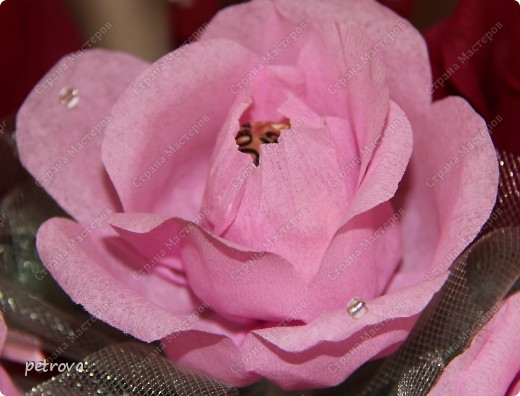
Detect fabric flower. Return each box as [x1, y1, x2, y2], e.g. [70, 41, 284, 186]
[16, 0, 498, 390]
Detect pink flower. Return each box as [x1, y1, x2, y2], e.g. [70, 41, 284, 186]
[16, 0, 498, 390]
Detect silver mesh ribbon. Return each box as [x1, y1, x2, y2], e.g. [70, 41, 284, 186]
[27, 343, 239, 396]
[360, 151, 520, 395]
[0, 277, 122, 362]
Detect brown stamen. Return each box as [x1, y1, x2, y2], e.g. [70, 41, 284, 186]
[235, 121, 290, 166]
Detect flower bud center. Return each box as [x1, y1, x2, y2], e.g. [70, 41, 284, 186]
[235, 121, 290, 166]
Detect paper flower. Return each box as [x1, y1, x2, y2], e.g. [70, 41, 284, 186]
[16, 0, 498, 390]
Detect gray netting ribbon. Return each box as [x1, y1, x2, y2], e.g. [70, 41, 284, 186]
[360, 151, 520, 395]
[27, 343, 239, 396]
[0, 276, 122, 362]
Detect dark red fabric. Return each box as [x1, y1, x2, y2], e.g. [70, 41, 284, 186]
[0, 0, 83, 118]
[172, 1, 220, 45]
[377, 0, 415, 18]
[424, 0, 520, 154]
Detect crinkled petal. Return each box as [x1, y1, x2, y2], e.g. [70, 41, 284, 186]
[305, 203, 403, 320]
[102, 39, 265, 219]
[17, 49, 149, 224]
[342, 101, 413, 224]
[297, 22, 390, 130]
[164, 274, 445, 390]
[36, 217, 199, 341]
[108, 213, 309, 323]
[388, 97, 498, 292]
[223, 122, 349, 282]
[275, 0, 432, 117]
[202, 0, 308, 66]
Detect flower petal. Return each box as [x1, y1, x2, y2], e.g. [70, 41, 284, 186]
[223, 121, 349, 282]
[389, 97, 498, 292]
[305, 203, 403, 320]
[275, 0, 432, 117]
[342, 101, 413, 224]
[16, 49, 149, 224]
[163, 330, 261, 387]
[202, 0, 308, 65]
[0, 365, 18, 396]
[107, 213, 309, 323]
[36, 217, 199, 341]
[163, 274, 446, 390]
[102, 39, 265, 219]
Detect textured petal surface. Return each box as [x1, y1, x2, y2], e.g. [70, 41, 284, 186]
[389, 97, 498, 292]
[202, 0, 309, 66]
[17, 49, 149, 224]
[306, 203, 403, 320]
[430, 294, 520, 396]
[36, 217, 199, 341]
[204, 0, 431, 118]
[108, 213, 309, 323]
[102, 39, 265, 219]
[162, 274, 446, 389]
[223, 121, 349, 282]
[274, 0, 431, 117]
[342, 101, 413, 224]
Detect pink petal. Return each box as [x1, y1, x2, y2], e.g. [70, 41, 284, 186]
[101, 39, 266, 219]
[202, 0, 309, 66]
[0, 365, 19, 396]
[36, 217, 198, 341]
[0, 319, 19, 396]
[201, 94, 254, 235]
[163, 330, 261, 387]
[108, 213, 309, 323]
[305, 203, 403, 320]
[296, 23, 389, 126]
[164, 274, 445, 390]
[2, 331, 45, 363]
[430, 294, 520, 396]
[222, 121, 349, 282]
[388, 97, 498, 292]
[343, 101, 413, 224]
[274, 0, 432, 117]
[16, 49, 149, 224]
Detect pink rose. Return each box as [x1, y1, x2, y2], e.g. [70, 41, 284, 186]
[16, 0, 498, 390]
